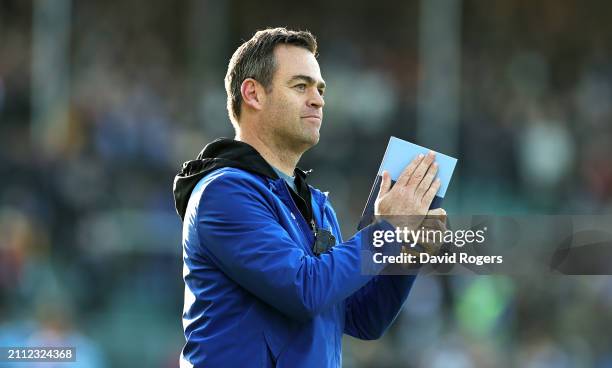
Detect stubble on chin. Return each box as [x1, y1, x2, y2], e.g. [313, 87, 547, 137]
[267, 103, 319, 150]
[297, 118, 320, 148]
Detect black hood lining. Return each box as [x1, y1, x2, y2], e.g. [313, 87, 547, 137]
[172, 138, 311, 221]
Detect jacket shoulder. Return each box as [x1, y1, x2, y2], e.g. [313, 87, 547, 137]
[202, 167, 266, 186]
[197, 167, 270, 198]
[185, 167, 270, 222]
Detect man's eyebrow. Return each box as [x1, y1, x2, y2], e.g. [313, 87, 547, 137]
[288, 75, 326, 89]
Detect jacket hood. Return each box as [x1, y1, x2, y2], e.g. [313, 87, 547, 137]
[173, 138, 285, 220]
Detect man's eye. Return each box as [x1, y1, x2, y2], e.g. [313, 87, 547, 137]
[318, 89, 325, 97]
[295, 84, 306, 91]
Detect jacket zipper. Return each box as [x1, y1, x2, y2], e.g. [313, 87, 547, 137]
[289, 182, 317, 234]
[278, 181, 317, 251]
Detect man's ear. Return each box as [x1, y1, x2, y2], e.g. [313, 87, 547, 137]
[240, 78, 265, 112]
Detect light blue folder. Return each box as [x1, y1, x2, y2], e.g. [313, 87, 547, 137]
[358, 136, 458, 230]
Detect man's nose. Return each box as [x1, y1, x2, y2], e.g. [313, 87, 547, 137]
[308, 90, 325, 108]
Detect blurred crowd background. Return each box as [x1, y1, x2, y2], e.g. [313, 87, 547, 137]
[1, 0, 612, 367]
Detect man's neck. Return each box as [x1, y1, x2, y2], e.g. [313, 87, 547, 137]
[235, 129, 301, 177]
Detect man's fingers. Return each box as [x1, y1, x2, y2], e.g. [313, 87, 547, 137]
[420, 218, 446, 232]
[407, 151, 436, 189]
[421, 179, 441, 208]
[418, 240, 439, 254]
[415, 162, 438, 199]
[396, 154, 424, 187]
[378, 170, 392, 197]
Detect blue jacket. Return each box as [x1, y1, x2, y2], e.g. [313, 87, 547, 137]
[173, 139, 416, 367]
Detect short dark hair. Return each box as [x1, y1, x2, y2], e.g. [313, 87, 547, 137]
[224, 27, 318, 126]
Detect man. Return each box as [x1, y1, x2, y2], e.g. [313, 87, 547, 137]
[173, 27, 445, 367]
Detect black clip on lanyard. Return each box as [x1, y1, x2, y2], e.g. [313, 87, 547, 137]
[312, 227, 336, 256]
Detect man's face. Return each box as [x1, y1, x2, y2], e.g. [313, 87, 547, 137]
[260, 45, 326, 150]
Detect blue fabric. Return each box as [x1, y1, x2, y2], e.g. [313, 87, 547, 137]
[180, 167, 416, 368]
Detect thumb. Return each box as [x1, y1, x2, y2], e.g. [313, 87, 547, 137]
[427, 208, 446, 216]
[426, 208, 447, 220]
[378, 171, 391, 197]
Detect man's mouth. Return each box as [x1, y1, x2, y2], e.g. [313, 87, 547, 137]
[302, 115, 322, 121]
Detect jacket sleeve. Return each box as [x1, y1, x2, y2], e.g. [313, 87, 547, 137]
[194, 171, 398, 322]
[343, 274, 416, 340]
